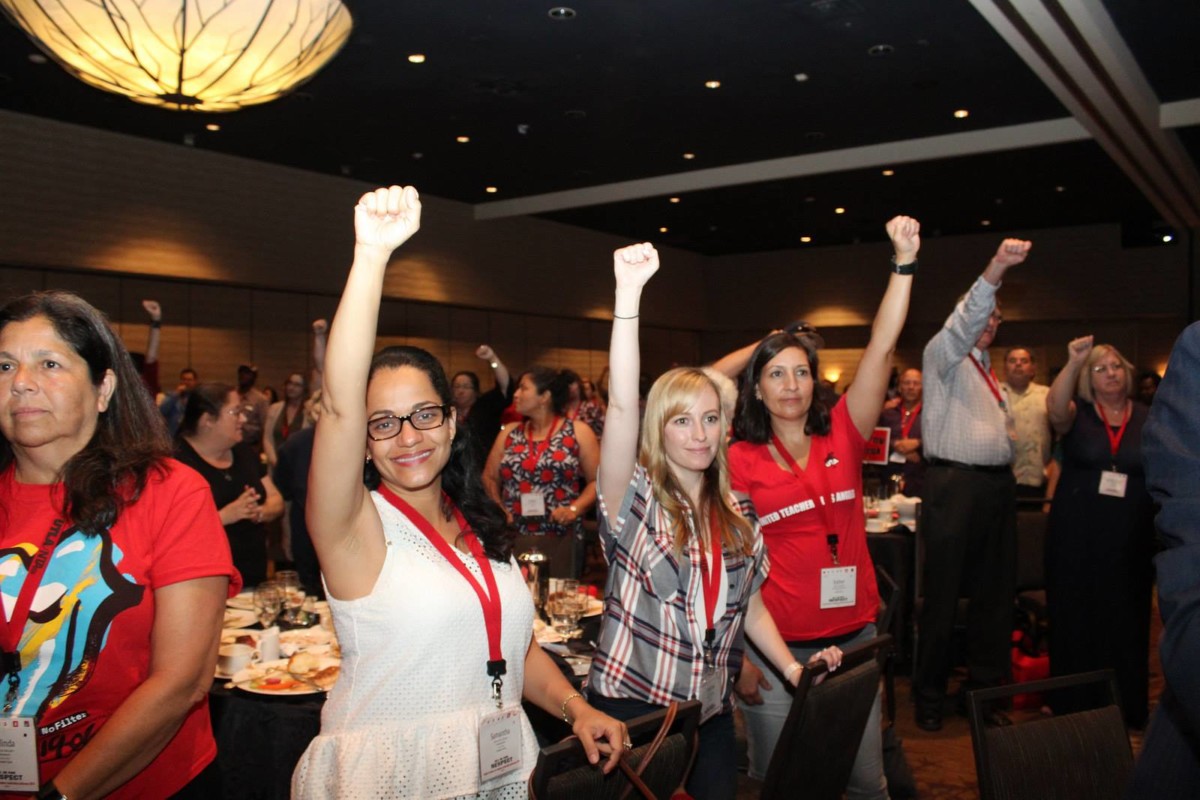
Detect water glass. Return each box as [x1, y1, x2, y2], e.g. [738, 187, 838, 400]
[253, 581, 282, 629]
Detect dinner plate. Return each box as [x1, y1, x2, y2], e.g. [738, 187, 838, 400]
[231, 657, 339, 696]
[223, 608, 258, 629]
[226, 591, 256, 611]
[280, 627, 333, 648]
[563, 655, 592, 677]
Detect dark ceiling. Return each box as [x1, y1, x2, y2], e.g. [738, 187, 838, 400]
[1, 0, 1197, 255]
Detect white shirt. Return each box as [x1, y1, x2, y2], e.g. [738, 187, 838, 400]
[922, 276, 1015, 466]
[1002, 381, 1051, 486]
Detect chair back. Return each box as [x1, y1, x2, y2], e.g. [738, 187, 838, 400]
[967, 670, 1133, 800]
[529, 699, 701, 800]
[760, 634, 892, 800]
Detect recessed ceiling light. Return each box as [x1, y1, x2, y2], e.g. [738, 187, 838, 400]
[456, 135, 470, 143]
[485, 186, 498, 194]
[793, 72, 809, 82]
[981, 220, 991, 226]
[881, 169, 895, 177]
[659, 226, 668, 233]
[867, 44, 895, 57]
[834, 207, 846, 215]
[28, 53, 48, 64]
[800, 236, 813, 243]
[408, 54, 426, 64]
[682, 152, 696, 160]
[1055, 185, 1066, 192]
[669, 197, 681, 204]
[953, 109, 970, 119]
[205, 123, 220, 132]
[548, 6, 576, 20]
[1162, 234, 1174, 243]
[705, 80, 721, 89]
[412, 152, 424, 160]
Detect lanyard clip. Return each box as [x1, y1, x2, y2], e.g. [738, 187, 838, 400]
[826, 533, 840, 566]
[491, 676, 503, 708]
[3, 670, 19, 715]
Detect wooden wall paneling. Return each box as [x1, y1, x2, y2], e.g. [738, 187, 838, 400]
[186, 286, 252, 386]
[0, 267, 46, 303]
[406, 304, 452, 365]
[249, 291, 313, 393]
[485, 312, 529, 375]
[447, 308, 489, 377]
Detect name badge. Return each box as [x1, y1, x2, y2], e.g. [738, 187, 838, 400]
[0, 717, 38, 792]
[1098, 470, 1128, 498]
[889, 451, 906, 464]
[698, 666, 725, 723]
[520, 492, 546, 518]
[820, 566, 857, 609]
[479, 706, 523, 782]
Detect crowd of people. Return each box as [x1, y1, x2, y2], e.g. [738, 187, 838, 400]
[0, 183, 1177, 798]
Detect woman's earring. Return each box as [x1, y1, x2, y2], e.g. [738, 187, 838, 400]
[365, 454, 372, 463]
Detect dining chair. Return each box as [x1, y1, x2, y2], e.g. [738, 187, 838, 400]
[967, 669, 1133, 800]
[528, 699, 701, 800]
[759, 634, 894, 800]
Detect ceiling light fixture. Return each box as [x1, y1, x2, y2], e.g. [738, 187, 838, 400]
[705, 80, 721, 89]
[548, 6, 576, 20]
[834, 207, 845, 215]
[205, 123, 221, 132]
[881, 169, 895, 176]
[485, 186, 498, 194]
[793, 72, 809, 82]
[669, 197, 681, 204]
[0, 0, 353, 111]
[981, 219, 991, 226]
[456, 136, 470, 143]
[682, 152, 696, 160]
[659, 226, 668, 233]
[953, 109, 970, 119]
[800, 236, 812, 243]
[1162, 234, 1174, 243]
[408, 54, 426, 64]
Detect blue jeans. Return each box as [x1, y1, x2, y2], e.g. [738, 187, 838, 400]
[587, 693, 737, 800]
[739, 623, 889, 800]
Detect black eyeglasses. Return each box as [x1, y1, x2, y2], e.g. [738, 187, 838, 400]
[367, 405, 451, 441]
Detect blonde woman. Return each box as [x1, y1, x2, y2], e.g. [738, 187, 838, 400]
[587, 243, 840, 800]
[1045, 337, 1155, 727]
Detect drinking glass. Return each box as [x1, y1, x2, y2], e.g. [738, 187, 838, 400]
[275, 570, 305, 624]
[253, 581, 283, 629]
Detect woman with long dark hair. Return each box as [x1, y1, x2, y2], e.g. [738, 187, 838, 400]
[729, 217, 919, 798]
[483, 364, 599, 578]
[0, 291, 237, 798]
[588, 243, 841, 800]
[175, 382, 283, 587]
[291, 186, 625, 798]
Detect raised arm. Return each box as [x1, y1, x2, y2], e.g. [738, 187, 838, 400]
[925, 239, 1031, 376]
[710, 337, 766, 380]
[475, 344, 511, 395]
[599, 243, 659, 508]
[310, 318, 328, 393]
[845, 216, 919, 438]
[310, 186, 421, 595]
[142, 300, 161, 365]
[1047, 335, 1091, 435]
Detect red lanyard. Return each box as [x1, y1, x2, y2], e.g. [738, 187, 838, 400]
[900, 402, 922, 439]
[377, 486, 508, 701]
[696, 506, 723, 654]
[523, 416, 562, 463]
[770, 433, 839, 564]
[1, 513, 68, 708]
[1096, 402, 1131, 464]
[968, 355, 1007, 410]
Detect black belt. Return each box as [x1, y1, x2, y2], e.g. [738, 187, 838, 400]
[927, 456, 1010, 474]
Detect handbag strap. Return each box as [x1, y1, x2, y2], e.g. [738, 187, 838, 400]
[618, 701, 679, 800]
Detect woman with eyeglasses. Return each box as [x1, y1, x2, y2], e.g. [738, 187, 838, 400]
[1045, 336, 1155, 728]
[291, 186, 626, 799]
[176, 382, 284, 586]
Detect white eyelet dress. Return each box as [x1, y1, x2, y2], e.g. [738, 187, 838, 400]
[292, 491, 539, 799]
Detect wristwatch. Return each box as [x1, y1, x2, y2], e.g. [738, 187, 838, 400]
[890, 255, 918, 275]
[569, 504, 579, 518]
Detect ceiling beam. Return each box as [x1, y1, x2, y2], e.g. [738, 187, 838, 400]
[474, 117, 1089, 220]
[968, 0, 1200, 230]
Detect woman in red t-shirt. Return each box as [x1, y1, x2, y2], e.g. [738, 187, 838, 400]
[729, 216, 920, 796]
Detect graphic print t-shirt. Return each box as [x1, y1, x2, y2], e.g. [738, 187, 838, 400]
[0, 460, 239, 798]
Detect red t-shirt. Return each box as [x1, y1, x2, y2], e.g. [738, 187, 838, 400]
[0, 460, 240, 798]
[729, 398, 879, 640]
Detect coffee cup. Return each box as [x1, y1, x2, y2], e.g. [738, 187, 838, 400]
[217, 643, 258, 675]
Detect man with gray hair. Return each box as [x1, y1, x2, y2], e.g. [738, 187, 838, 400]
[913, 237, 1032, 732]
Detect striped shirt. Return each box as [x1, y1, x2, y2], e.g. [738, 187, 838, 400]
[587, 465, 768, 713]
[922, 276, 1015, 466]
